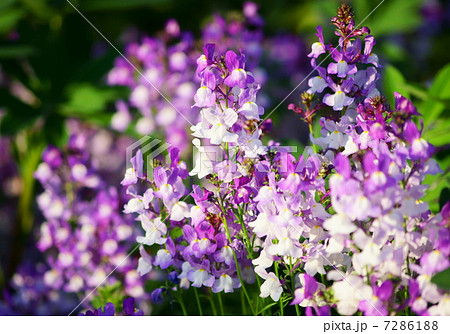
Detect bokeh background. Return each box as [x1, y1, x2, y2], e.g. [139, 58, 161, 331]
[0, 0, 449, 315]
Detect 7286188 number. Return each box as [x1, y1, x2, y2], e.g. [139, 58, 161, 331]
[384, 320, 438, 331]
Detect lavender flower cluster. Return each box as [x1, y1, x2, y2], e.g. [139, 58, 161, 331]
[107, 18, 197, 152]
[107, 2, 304, 154]
[0, 262, 78, 315]
[122, 5, 450, 316]
[34, 127, 147, 303]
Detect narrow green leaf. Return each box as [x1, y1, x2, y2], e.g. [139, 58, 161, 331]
[0, 45, 37, 58]
[431, 268, 450, 291]
[383, 65, 410, 107]
[256, 302, 277, 315]
[423, 63, 450, 125]
[422, 120, 450, 147]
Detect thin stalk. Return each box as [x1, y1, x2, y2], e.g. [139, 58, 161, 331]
[236, 205, 262, 288]
[176, 289, 188, 316]
[308, 122, 317, 153]
[223, 217, 255, 315]
[274, 263, 284, 316]
[194, 288, 203, 316]
[217, 292, 225, 315]
[236, 204, 265, 314]
[209, 289, 218, 316]
[289, 258, 300, 316]
[240, 289, 247, 315]
[219, 199, 255, 315]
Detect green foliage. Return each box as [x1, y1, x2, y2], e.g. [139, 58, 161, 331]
[256, 302, 277, 315]
[354, 0, 423, 37]
[431, 267, 450, 291]
[422, 64, 450, 146]
[90, 282, 124, 313]
[169, 226, 184, 239]
[418, 64, 450, 212]
[79, 0, 175, 11]
[61, 83, 118, 120]
[423, 136, 450, 214]
[0, 7, 23, 34]
[383, 65, 410, 107]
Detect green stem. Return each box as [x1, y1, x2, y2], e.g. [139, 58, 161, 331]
[225, 86, 230, 108]
[176, 289, 188, 316]
[240, 289, 247, 315]
[294, 303, 300, 316]
[219, 200, 255, 315]
[236, 206, 260, 286]
[225, 142, 229, 159]
[236, 204, 265, 314]
[274, 263, 284, 316]
[209, 289, 218, 316]
[194, 288, 203, 316]
[288, 258, 300, 316]
[217, 292, 225, 315]
[308, 122, 317, 153]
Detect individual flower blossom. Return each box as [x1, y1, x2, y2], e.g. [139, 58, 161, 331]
[151, 288, 165, 304]
[193, 71, 216, 108]
[307, 67, 328, 94]
[327, 49, 357, 78]
[291, 274, 321, 306]
[136, 216, 167, 246]
[331, 274, 373, 315]
[224, 50, 252, 89]
[212, 274, 240, 293]
[323, 78, 354, 111]
[308, 26, 327, 58]
[259, 272, 283, 301]
[191, 107, 239, 145]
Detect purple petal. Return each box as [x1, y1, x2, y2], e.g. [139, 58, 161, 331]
[376, 280, 393, 301]
[153, 166, 167, 187]
[225, 50, 239, 71]
[334, 153, 351, 179]
[122, 297, 135, 315]
[203, 43, 215, 62]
